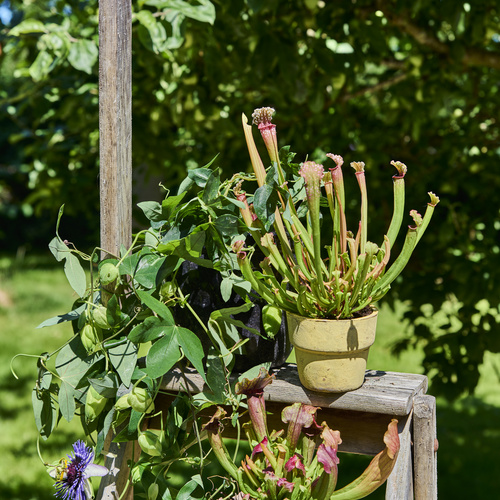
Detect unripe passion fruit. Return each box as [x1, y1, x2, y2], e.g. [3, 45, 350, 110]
[99, 262, 120, 286]
[85, 385, 107, 421]
[80, 323, 103, 352]
[127, 386, 154, 414]
[91, 305, 110, 329]
[138, 429, 164, 457]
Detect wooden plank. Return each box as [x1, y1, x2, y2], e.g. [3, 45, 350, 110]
[160, 364, 428, 416]
[96, 0, 132, 498]
[413, 395, 438, 500]
[386, 414, 413, 500]
[99, 0, 132, 257]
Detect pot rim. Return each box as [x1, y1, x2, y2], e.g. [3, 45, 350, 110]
[285, 307, 378, 324]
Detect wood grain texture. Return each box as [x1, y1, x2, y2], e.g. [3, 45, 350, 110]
[99, 0, 132, 257]
[96, 1, 132, 498]
[413, 395, 438, 500]
[386, 414, 414, 500]
[160, 363, 428, 415]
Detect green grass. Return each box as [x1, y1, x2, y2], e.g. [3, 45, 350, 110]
[1, 259, 499, 498]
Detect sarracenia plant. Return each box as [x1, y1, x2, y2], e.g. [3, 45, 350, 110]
[233, 107, 440, 319]
[203, 368, 400, 499]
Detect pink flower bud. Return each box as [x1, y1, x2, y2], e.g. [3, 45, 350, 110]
[299, 161, 324, 201]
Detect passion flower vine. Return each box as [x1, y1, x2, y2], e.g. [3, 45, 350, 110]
[47, 441, 108, 500]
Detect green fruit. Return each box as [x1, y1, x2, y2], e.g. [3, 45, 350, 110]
[115, 393, 131, 411]
[147, 483, 159, 500]
[160, 281, 176, 300]
[99, 262, 120, 286]
[91, 305, 110, 329]
[262, 304, 283, 339]
[80, 323, 103, 352]
[127, 386, 154, 414]
[85, 385, 107, 421]
[138, 430, 164, 458]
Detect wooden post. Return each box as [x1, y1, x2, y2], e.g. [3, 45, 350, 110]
[99, 0, 132, 257]
[413, 395, 438, 500]
[97, 1, 134, 499]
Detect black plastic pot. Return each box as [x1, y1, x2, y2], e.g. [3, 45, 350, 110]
[174, 260, 291, 373]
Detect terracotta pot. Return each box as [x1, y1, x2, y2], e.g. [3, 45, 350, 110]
[286, 309, 378, 393]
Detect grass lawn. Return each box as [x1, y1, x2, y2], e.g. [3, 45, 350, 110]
[1, 257, 499, 498]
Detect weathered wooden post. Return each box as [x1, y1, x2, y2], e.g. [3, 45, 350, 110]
[97, 1, 135, 498]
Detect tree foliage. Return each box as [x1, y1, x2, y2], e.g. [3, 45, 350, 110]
[1, 0, 500, 399]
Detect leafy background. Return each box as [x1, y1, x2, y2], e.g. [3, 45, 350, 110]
[1, 0, 499, 476]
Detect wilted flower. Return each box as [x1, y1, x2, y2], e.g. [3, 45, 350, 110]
[47, 441, 108, 500]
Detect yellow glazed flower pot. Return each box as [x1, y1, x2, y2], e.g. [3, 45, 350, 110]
[286, 309, 378, 393]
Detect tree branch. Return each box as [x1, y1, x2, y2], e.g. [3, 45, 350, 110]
[340, 72, 408, 103]
[383, 9, 500, 70]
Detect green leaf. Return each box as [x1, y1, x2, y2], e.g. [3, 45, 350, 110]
[146, 330, 180, 379]
[106, 294, 130, 328]
[48, 236, 69, 262]
[134, 252, 167, 289]
[205, 350, 226, 403]
[136, 289, 175, 324]
[158, 228, 213, 268]
[202, 168, 220, 204]
[64, 252, 87, 298]
[128, 316, 171, 343]
[55, 337, 104, 422]
[29, 50, 54, 81]
[48, 236, 87, 297]
[144, 0, 216, 25]
[37, 303, 85, 328]
[136, 10, 167, 54]
[137, 201, 163, 222]
[176, 474, 204, 500]
[253, 183, 278, 231]
[161, 191, 187, 221]
[96, 408, 116, 455]
[88, 373, 120, 398]
[213, 214, 242, 238]
[220, 276, 233, 302]
[32, 384, 57, 439]
[58, 381, 76, 422]
[9, 19, 47, 36]
[177, 327, 207, 383]
[68, 39, 98, 74]
[108, 341, 138, 387]
[187, 168, 212, 187]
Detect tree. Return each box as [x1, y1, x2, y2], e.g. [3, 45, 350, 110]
[1, 0, 499, 399]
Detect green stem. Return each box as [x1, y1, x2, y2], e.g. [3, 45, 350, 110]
[386, 176, 405, 249]
[355, 171, 368, 254]
[372, 228, 418, 295]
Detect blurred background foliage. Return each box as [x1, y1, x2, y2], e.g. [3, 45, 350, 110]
[1, 0, 499, 401]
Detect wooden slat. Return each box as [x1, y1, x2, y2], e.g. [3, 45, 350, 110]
[386, 413, 414, 499]
[413, 395, 438, 500]
[160, 363, 428, 416]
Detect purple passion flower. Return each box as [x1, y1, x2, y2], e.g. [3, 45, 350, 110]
[49, 440, 108, 500]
